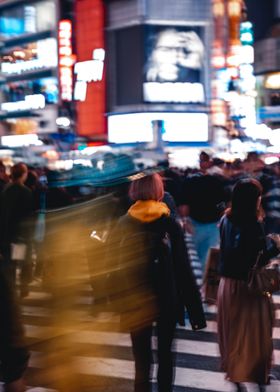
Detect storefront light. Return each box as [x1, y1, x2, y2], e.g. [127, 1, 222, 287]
[1, 134, 43, 147]
[1, 38, 58, 75]
[1, 94, 45, 112]
[239, 45, 254, 64]
[227, 53, 241, 67]
[264, 73, 280, 89]
[56, 117, 71, 127]
[264, 156, 279, 165]
[59, 20, 74, 102]
[228, 0, 241, 16]
[269, 129, 280, 147]
[212, 54, 226, 68]
[213, 1, 225, 17]
[24, 5, 36, 33]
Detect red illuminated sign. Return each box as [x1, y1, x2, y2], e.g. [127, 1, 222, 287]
[58, 20, 75, 101]
[75, 0, 106, 138]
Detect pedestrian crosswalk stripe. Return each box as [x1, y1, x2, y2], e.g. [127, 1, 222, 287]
[14, 232, 280, 391]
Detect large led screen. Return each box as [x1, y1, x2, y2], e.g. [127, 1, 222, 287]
[108, 112, 208, 144]
[143, 25, 205, 104]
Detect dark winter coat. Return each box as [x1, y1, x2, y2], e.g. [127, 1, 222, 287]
[219, 214, 280, 281]
[108, 210, 206, 332]
[0, 182, 33, 246]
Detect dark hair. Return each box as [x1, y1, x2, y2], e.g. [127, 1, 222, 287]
[11, 163, 28, 181]
[227, 178, 263, 224]
[129, 172, 164, 201]
[199, 151, 210, 162]
[25, 170, 39, 189]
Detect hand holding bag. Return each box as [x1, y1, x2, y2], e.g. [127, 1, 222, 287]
[202, 247, 221, 304]
[248, 251, 280, 296]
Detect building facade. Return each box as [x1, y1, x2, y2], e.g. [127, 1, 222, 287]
[105, 0, 213, 145]
[254, 0, 280, 129]
[0, 0, 215, 147]
[0, 0, 60, 137]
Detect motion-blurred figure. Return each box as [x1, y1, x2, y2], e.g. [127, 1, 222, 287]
[260, 162, 280, 234]
[0, 266, 29, 391]
[0, 160, 10, 193]
[84, 182, 131, 312]
[0, 163, 33, 297]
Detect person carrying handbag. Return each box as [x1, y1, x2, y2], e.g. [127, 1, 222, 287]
[217, 178, 280, 392]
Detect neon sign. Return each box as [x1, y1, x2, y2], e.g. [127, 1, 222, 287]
[58, 20, 75, 101]
[1, 94, 45, 112]
[74, 48, 105, 101]
[1, 38, 58, 75]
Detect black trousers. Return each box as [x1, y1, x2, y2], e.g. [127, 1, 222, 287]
[130, 318, 176, 392]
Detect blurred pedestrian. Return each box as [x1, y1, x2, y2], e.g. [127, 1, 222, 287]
[217, 178, 280, 391]
[25, 168, 47, 280]
[84, 182, 131, 312]
[243, 151, 264, 174]
[179, 162, 227, 272]
[0, 163, 33, 297]
[260, 162, 280, 234]
[0, 160, 10, 193]
[109, 172, 206, 392]
[0, 265, 29, 391]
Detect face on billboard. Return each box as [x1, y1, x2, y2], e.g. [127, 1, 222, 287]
[145, 26, 204, 84]
[143, 26, 205, 103]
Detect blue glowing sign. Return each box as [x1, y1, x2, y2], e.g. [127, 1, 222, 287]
[240, 22, 254, 45]
[0, 17, 24, 36]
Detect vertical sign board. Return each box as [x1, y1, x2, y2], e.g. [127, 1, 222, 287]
[58, 20, 74, 101]
[75, 0, 106, 138]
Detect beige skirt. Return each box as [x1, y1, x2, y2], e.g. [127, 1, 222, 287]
[217, 277, 275, 384]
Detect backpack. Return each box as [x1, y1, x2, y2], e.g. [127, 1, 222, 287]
[117, 223, 178, 318]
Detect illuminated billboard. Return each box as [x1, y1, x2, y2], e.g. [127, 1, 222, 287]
[75, 0, 106, 138]
[143, 25, 205, 103]
[108, 112, 208, 144]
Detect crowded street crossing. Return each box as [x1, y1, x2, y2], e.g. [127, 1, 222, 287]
[1, 235, 280, 392]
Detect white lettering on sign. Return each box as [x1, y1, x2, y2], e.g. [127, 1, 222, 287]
[74, 48, 105, 101]
[59, 20, 75, 101]
[143, 82, 205, 103]
[1, 134, 42, 147]
[24, 5, 36, 33]
[1, 38, 58, 74]
[1, 94, 45, 112]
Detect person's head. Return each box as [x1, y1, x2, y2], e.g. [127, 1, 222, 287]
[228, 178, 263, 224]
[246, 151, 259, 162]
[129, 172, 164, 202]
[25, 169, 39, 190]
[0, 160, 8, 181]
[146, 28, 204, 82]
[199, 151, 212, 172]
[11, 162, 28, 183]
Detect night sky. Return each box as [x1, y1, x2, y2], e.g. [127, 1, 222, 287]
[245, 0, 274, 41]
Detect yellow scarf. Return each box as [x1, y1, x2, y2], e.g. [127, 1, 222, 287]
[128, 200, 170, 223]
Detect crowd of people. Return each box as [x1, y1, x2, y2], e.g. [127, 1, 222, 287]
[0, 150, 280, 391]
